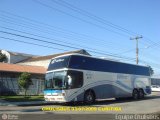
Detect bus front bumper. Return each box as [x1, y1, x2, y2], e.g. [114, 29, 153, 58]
[44, 95, 67, 103]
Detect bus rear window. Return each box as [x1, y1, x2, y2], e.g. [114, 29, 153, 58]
[48, 56, 70, 71]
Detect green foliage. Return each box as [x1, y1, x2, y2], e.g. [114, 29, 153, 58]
[18, 72, 32, 96]
[0, 51, 7, 62]
[148, 66, 154, 76]
[1, 95, 44, 102]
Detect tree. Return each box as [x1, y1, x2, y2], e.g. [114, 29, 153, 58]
[148, 66, 154, 76]
[18, 72, 32, 96]
[0, 52, 7, 62]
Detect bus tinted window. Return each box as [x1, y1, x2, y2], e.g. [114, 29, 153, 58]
[48, 56, 70, 71]
[45, 72, 53, 89]
[67, 70, 83, 89]
[69, 55, 150, 76]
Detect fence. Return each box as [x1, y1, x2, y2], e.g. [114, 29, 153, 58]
[0, 76, 44, 95]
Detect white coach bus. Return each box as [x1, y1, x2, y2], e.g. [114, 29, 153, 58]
[44, 54, 151, 104]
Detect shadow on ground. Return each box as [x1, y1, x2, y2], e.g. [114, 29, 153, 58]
[17, 93, 160, 107]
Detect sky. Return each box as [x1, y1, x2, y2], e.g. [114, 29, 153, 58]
[0, 0, 160, 75]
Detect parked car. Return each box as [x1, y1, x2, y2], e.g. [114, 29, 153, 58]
[151, 85, 160, 92]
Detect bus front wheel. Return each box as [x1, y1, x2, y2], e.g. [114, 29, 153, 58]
[84, 90, 95, 104]
[132, 89, 139, 100]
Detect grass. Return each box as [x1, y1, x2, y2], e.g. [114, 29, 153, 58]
[0, 95, 44, 102]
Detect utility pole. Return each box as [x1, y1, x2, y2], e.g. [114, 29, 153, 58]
[130, 35, 143, 64]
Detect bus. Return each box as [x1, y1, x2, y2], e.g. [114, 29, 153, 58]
[44, 54, 151, 104]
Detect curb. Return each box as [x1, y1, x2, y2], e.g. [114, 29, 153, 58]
[0, 100, 55, 106]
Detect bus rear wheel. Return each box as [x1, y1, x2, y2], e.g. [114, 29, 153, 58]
[132, 89, 139, 100]
[84, 90, 95, 104]
[139, 89, 144, 99]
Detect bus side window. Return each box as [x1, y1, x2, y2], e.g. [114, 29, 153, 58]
[67, 70, 83, 89]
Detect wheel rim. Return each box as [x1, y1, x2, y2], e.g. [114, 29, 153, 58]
[133, 90, 138, 99]
[87, 94, 93, 102]
[85, 91, 94, 103]
[139, 90, 144, 98]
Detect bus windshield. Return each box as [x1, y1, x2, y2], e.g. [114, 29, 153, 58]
[45, 70, 83, 90]
[45, 71, 67, 90]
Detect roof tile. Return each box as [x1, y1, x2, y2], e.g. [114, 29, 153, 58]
[18, 49, 90, 63]
[0, 63, 46, 74]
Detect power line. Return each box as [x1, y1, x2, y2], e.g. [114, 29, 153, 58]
[140, 52, 160, 64]
[139, 59, 160, 68]
[0, 35, 137, 64]
[0, 24, 131, 55]
[0, 12, 130, 51]
[0, 30, 80, 50]
[0, 10, 159, 67]
[2, 13, 160, 57]
[33, 0, 160, 51]
[0, 14, 160, 68]
[0, 8, 158, 50]
[1, 32, 159, 68]
[1, 8, 157, 49]
[0, 30, 137, 61]
[115, 48, 135, 55]
[52, 0, 160, 52]
[32, 0, 130, 38]
[0, 36, 69, 51]
[0, 26, 113, 53]
[0, 10, 120, 45]
[52, 0, 138, 36]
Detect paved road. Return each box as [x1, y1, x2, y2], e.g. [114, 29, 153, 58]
[0, 92, 160, 120]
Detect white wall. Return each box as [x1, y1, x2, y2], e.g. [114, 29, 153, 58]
[1, 50, 32, 64]
[1, 50, 10, 63]
[18, 60, 50, 68]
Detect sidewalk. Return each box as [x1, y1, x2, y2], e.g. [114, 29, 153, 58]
[0, 99, 54, 106]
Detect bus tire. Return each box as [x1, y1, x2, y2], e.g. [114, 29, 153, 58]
[139, 89, 144, 99]
[132, 89, 139, 100]
[84, 90, 95, 104]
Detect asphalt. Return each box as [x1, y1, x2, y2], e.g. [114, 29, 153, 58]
[0, 99, 54, 106]
[0, 91, 159, 106]
[0, 93, 160, 120]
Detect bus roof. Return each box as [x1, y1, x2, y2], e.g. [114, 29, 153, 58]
[48, 53, 150, 76]
[51, 53, 149, 68]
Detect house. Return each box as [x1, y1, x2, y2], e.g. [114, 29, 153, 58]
[0, 49, 91, 95]
[1, 49, 37, 64]
[17, 49, 91, 68]
[0, 63, 46, 95]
